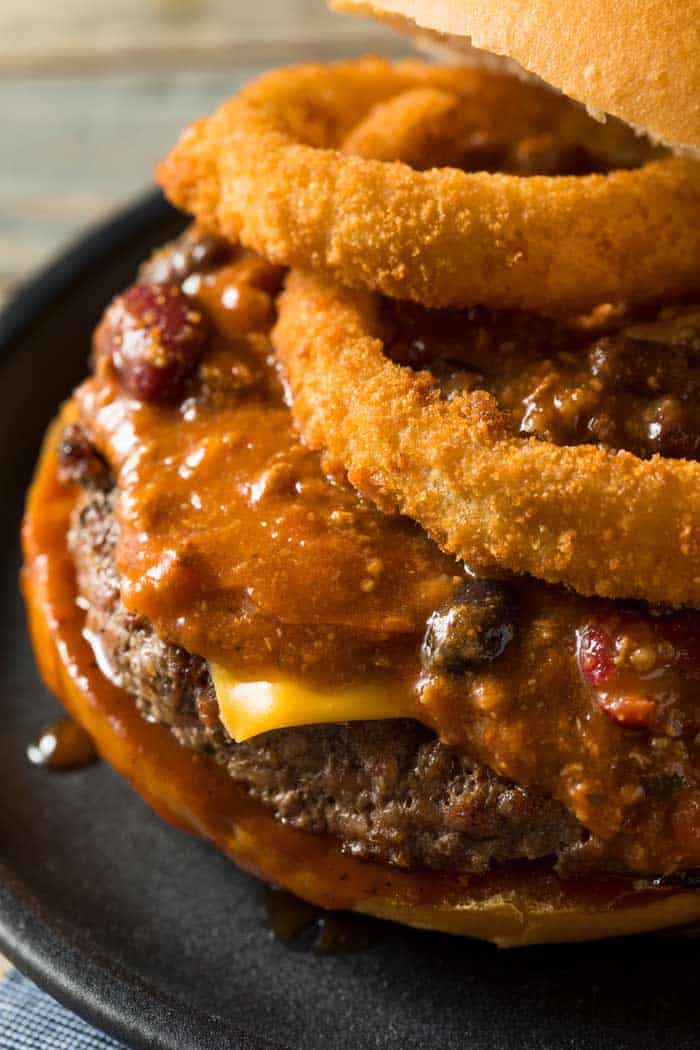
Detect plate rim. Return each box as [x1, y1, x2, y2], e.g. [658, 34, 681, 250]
[0, 190, 290, 1050]
[0, 190, 168, 363]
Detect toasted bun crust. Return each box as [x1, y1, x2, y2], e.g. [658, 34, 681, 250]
[21, 409, 700, 947]
[331, 0, 700, 150]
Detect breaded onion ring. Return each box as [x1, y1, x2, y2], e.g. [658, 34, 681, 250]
[339, 86, 475, 168]
[157, 57, 700, 314]
[273, 270, 700, 607]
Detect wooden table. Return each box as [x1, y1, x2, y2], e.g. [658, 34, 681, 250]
[0, 0, 399, 309]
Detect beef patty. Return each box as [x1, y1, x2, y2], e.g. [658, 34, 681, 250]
[64, 436, 583, 875]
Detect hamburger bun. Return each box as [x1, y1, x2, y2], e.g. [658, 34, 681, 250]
[331, 0, 700, 151]
[21, 413, 700, 948]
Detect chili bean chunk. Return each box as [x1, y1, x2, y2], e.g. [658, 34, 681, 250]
[140, 230, 232, 285]
[422, 579, 516, 675]
[103, 283, 209, 403]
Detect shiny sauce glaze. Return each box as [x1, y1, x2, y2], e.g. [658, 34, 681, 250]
[29, 408, 700, 929]
[78, 252, 460, 689]
[74, 230, 700, 876]
[263, 888, 372, 953]
[27, 717, 98, 771]
[387, 301, 700, 460]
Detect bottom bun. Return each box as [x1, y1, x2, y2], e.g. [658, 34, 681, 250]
[20, 410, 700, 947]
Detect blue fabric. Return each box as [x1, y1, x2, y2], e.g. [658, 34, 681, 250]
[0, 969, 125, 1048]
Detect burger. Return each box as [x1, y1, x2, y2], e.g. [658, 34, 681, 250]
[22, 0, 700, 946]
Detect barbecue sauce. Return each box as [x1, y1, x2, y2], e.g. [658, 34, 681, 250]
[263, 888, 372, 953]
[22, 414, 700, 936]
[27, 718, 98, 771]
[64, 237, 700, 876]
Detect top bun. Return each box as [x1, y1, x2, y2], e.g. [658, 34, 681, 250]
[331, 0, 700, 151]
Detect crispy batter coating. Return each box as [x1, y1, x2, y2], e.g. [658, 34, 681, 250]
[273, 270, 700, 606]
[157, 57, 700, 314]
[340, 86, 471, 167]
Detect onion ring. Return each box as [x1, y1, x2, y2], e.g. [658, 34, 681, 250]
[157, 57, 700, 314]
[272, 270, 700, 607]
[339, 86, 478, 167]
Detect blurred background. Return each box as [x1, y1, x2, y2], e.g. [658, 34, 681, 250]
[0, 0, 400, 309]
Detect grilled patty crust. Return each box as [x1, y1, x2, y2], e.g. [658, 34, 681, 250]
[64, 435, 583, 875]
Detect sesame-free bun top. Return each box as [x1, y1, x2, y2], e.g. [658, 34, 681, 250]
[331, 0, 700, 151]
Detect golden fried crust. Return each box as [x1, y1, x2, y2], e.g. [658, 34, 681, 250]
[273, 270, 700, 607]
[156, 58, 700, 315]
[331, 0, 700, 152]
[340, 86, 471, 166]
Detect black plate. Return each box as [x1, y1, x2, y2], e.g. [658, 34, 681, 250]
[1, 191, 699, 1050]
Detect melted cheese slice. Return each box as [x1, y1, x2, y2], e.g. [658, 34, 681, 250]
[210, 664, 414, 742]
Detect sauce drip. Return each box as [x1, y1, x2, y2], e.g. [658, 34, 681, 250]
[263, 888, 373, 954]
[27, 717, 98, 771]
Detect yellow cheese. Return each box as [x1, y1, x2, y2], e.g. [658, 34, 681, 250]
[210, 663, 414, 742]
